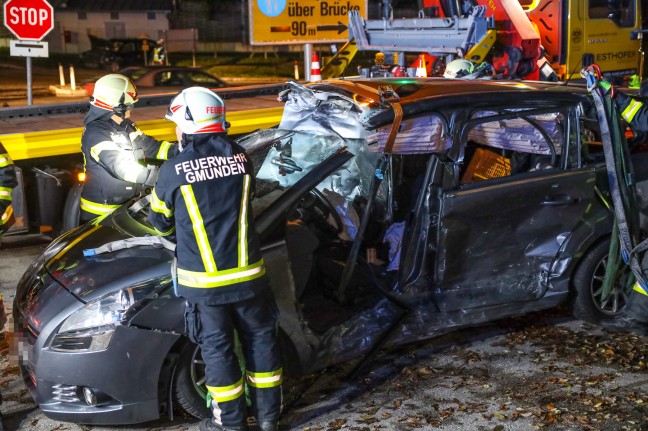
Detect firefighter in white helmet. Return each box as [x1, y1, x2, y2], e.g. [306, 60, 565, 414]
[148, 87, 282, 431]
[443, 59, 474, 79]
[444, 58, 495, 80]
[80, 74, 179, 222]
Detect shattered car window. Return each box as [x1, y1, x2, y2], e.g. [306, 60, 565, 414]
[315, 139, 382, 202]
[461, 110, 566, 184]
[366, 115, 452, 154]
[469, 111, 564, 155]
[252, 130, 346, 188]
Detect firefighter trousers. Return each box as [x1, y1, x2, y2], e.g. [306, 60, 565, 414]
[186, 292, 282, 429]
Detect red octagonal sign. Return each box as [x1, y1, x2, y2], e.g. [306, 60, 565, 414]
[3, 0, 54, 41]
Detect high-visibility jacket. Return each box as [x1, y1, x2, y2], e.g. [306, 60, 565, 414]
[147, 133, 267, 304]
[616, 92, 648, 133]
[80, 108, 178, 218]
[152, 46, 165, 64]
[0, 142, 17, 234]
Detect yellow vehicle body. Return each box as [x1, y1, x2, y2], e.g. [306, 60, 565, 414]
[524, 0, 642, 81]
[337, 0, 643, 82]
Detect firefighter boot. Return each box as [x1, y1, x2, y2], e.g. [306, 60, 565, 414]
[199, 418, 247, 431]
[601, 288, 648, 336]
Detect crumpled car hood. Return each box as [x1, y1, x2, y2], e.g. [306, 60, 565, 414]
[44, 209, 173, 301]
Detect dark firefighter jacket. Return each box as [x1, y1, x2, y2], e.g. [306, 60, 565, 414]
[616, 92, 648, 133]
[147, 133, 267, 304]
[80, 107, 178, 217]
[0, 142, 18, 234]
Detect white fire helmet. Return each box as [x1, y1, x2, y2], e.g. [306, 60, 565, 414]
[91, 74, 139, 112]
[165, 87, 227, 134]
[443, 59, 474, 79]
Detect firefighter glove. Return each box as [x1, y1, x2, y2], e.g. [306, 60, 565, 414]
[121, 118, 137, 133]
[598, 80, 615, 97]
[144, 165, 159, 187]
[121, 118, 144, 141]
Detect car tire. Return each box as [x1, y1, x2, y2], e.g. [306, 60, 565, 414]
[174, 342, 211, 419]
[571, 237, 630, 322]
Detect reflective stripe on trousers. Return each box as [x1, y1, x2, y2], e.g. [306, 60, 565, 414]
[80, 197, 120, 216]
[185, 292, 282, 428]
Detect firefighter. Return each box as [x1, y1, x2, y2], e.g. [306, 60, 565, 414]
[152, 39, 166, 65]
[600, 80, 648, 133]
[591, 77, 648, 336]
[80, 74, 178, 222]
[443, 58, 473, 79]
[0, 142, 17, 236]
[443, 58, 495, 79]
[148, 87, 282, 431]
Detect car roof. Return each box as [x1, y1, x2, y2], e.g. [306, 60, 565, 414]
[308, 78, 589, 128]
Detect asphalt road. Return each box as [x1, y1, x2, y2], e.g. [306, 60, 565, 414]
[0, 234, 647, 431]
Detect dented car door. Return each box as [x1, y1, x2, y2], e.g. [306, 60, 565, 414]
[431, 105, 598, 311]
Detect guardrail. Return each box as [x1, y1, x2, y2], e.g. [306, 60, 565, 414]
[0, 83, 287, 161]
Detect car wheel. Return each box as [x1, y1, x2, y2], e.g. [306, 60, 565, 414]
[173, 342, 210, 419]
[571, 238, 630, 322]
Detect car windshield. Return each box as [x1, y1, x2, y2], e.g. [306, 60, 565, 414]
[127, 128, 373, 226]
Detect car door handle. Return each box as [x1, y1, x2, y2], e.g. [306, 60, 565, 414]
[543, 194, 579, 206]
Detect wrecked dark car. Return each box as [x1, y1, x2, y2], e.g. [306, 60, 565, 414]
[80, 35, 155, 72]
[13, 78, 637, 425]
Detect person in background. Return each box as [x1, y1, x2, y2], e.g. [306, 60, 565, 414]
[443, 58, 495, 80]
[148, 87, 282, 431]
[0, 142, 17, 237]
[152, 39, 166, 65]
[80, 74, 178, 222]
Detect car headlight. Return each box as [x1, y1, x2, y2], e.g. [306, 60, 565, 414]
[52, 278, 170, 352]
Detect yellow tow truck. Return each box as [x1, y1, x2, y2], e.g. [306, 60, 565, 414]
[323, 0, 644, 82]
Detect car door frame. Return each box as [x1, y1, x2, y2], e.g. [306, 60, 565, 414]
[422, 101, 600, 312]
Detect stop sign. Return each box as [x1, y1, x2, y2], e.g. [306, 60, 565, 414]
[3, 0, 54, 41]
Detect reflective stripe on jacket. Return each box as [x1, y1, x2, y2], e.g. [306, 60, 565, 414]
[148, 133, 266, 304]
[616, 92, 648, 133]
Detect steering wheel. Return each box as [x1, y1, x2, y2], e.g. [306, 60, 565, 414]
[307, 188, 344, 235]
